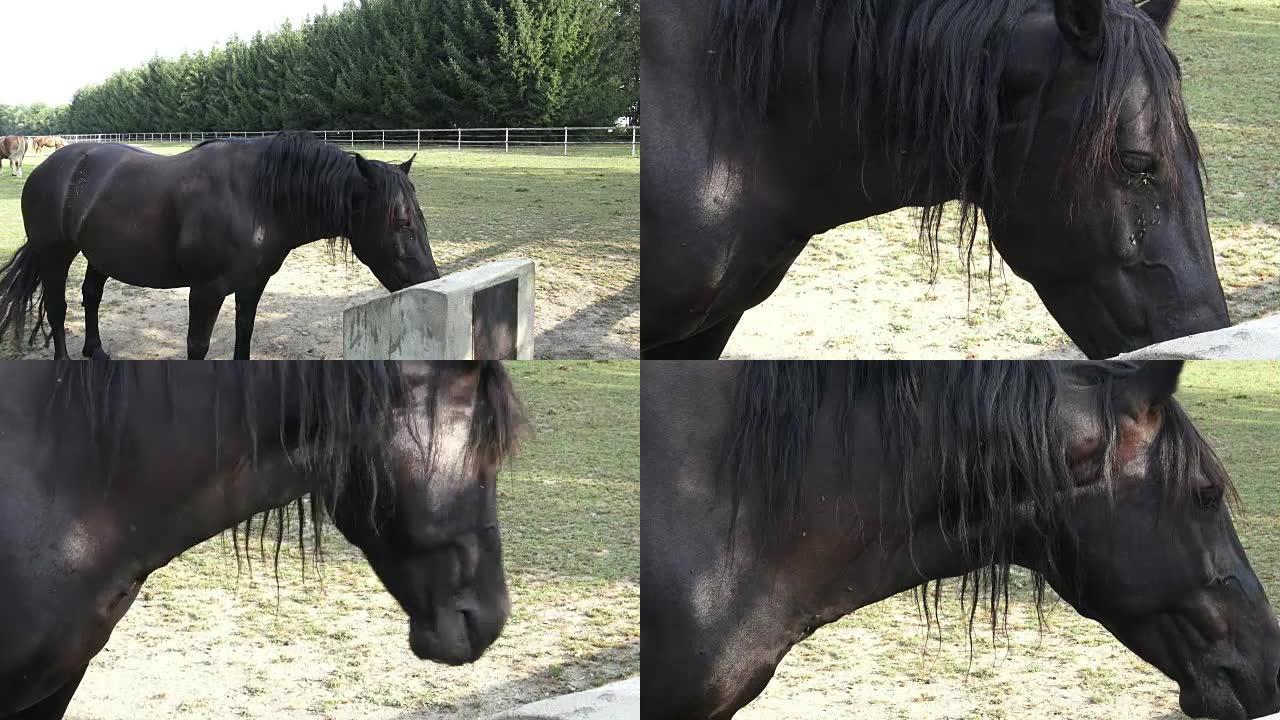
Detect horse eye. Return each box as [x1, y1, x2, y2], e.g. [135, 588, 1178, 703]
[1195, 485, 1224, 510]
[1120, 151, 1156, 174]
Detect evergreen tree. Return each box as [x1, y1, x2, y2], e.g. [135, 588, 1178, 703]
[54, 0, 638, 133]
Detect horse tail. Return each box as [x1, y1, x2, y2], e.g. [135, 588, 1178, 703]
[0, 243, 47, 347]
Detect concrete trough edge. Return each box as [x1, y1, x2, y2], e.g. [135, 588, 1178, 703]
[1112, 314, 1280, 360]
[482, 677, 640, 720]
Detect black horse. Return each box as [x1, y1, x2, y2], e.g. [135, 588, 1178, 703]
[641, 361, 1280, 719]
[641, 0, 1230, 358]
[0, 361, 521, 719]
[0, 132, 440, 360]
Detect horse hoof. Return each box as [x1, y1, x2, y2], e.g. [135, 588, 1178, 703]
[84, 348, 111, 361]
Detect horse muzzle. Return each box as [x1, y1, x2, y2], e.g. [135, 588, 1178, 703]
[407, 592, 509, 665]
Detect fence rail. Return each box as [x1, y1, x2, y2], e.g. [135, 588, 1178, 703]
[58, 126, 640, 157]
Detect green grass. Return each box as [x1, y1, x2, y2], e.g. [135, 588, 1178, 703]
[1178, 361, 1280, 596]
[75, 361, 639, 719]
[744, 361, 1280, 719]
[0, 144, 639, 357]
[1176, 1, 1280, 320]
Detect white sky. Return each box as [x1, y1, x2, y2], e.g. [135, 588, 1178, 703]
[2, 0, 339, 105]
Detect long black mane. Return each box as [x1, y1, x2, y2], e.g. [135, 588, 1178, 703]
[708, 0, 1202, 274]
[197, 132, 411, 243]
[720, 361, 1233, 635]
[47, 361, 523, 572]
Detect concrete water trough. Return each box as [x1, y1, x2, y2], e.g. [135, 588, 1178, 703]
[483, 677, 640, 720]
[1114, 314, 1280, 360]
[343, 258, 535, 360]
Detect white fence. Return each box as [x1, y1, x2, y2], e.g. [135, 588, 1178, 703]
[59, 126, 640, 157]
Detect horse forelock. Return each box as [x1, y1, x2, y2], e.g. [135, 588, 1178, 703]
[707, 0, 1201, 279]
[720, 360, 1233, 640]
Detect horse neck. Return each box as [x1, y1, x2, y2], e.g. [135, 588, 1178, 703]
[260, 154, 359, 248]
[82, 367, 324, 574]
[718, 379, 1005, 623]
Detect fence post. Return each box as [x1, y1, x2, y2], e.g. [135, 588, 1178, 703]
[505, 128, 510, 153]
[350, 130, 354, 148]
[323, 130, 327, 143]
[381, 129, 386, 150]
[631, 127, 637, 158]
[564, 127, 569, 156]
[457, 127, 462, 151]
[417, 129, 421, 151]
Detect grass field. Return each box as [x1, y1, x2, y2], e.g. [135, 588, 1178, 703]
[726, 1, 1280, 359]
[65, 360, 640, 720]
[741, 361, 1280, 719]
[0, 144, 638, 359]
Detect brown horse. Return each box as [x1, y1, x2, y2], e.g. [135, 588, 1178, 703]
[0, 136, 27, 177]
[31, 136, 66, 154]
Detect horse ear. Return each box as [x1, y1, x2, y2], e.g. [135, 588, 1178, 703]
[1139, 0, 1180, 35]
[354, 154, 374, 179]
[399, 153, 417, 175]
[1054, 0, 1105, 59]
[1113, 361, 1183, 417]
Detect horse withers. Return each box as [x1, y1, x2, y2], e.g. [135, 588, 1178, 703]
[0, 131, 440, 359]
[642, 361, 1280, 719]
[0, 360, 522, 719]
[641, 0, 1230, 358]
[0, 136, 26, 177]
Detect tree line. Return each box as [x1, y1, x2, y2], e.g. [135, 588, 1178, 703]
[0, 0, 637, 136]
[0, 104, 69, 136]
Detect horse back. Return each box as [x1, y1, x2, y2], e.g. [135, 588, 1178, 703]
[25, 142, 260, 288]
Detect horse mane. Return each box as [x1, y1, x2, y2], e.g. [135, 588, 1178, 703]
[197, 132, 411, 244]
[48, 360, 523, 575]
[720, 361, 1234, 639]
[707, 0, 1202, 277]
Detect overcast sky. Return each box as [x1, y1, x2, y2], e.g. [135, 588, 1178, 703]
[2, 0, 338, 105]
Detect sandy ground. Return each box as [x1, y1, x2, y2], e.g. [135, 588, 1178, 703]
[736, 589, 1186, 720]
[0, 145, 640, 361]
[63, 541, 638, 720]
[724, 211, 1081, 359]
[723, 209, 1280, 360]
[5, 244, 635, 360]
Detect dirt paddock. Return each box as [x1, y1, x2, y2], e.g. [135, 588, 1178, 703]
[0, 145, 639, 360]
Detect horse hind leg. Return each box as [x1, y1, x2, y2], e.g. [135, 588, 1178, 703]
[4, 665, 87, 720]
[80, 266, 110, 360]
[35, 251, 76, 360]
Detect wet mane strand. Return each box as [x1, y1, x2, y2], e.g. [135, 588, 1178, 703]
[47, 360, 523, 578]
[720, 361, 1233, 639]
[707, 0, 1202, 278]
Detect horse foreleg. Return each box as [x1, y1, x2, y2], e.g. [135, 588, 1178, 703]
[233, 280, 269, 360]
[80, 266, 109, 360]
[4, 665, 87, 720]
[187, 284, 227, 360]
